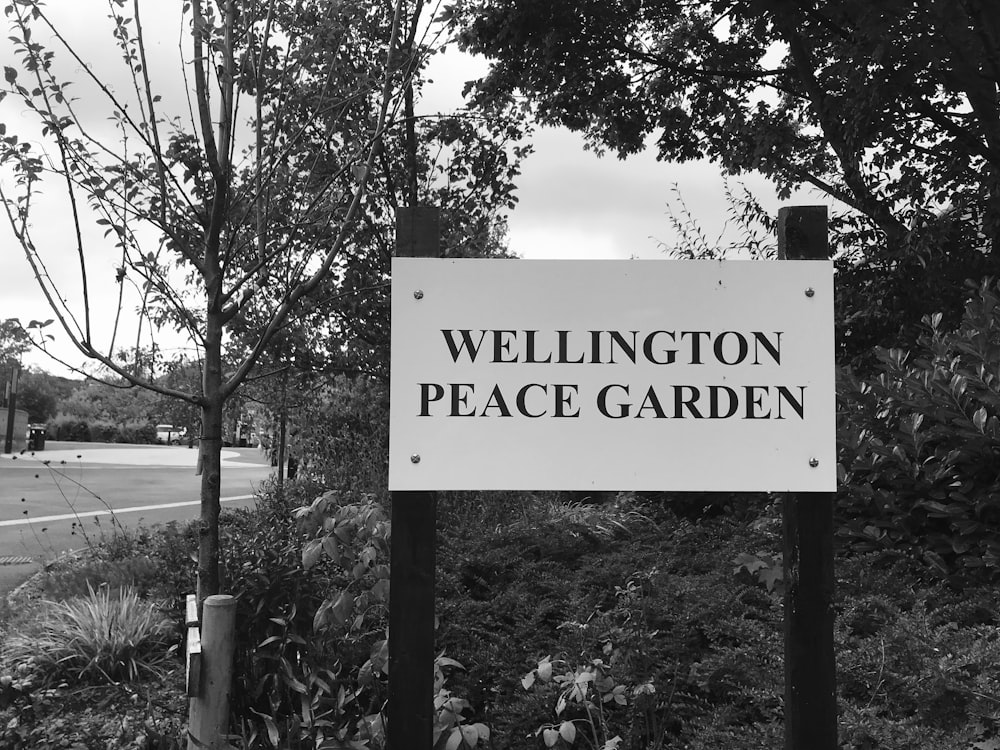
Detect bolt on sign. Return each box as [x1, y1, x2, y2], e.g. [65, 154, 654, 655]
[389, 258, 835, 492]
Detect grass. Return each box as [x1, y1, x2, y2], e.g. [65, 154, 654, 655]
[3, 583, 175, 684]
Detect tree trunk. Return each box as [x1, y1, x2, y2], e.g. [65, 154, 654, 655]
[276, 366, 288, 490]
[198, 313, 225, 601]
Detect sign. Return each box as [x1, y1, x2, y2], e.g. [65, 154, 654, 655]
[389, 258, 835, 492]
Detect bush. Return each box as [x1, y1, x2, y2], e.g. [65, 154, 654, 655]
[290, 374, 389, 494]
[3, 584, 175, 685]
[43, 416, 159, 444]
[838, 279, 1000, 582]
[46, 415, 91, 442]
[835, 555, 1000, 749]
[219, 480, 382, 748]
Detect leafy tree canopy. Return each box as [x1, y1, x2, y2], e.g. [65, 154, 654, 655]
[1, 318, 31, 366]
[448, 0, 1000, 362]
[450, 0, 1000, 241]
[1, 0, 528, 596]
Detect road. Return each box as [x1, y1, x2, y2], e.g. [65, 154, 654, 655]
[0, 441, 275, 595]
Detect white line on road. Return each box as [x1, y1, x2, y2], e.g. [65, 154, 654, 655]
[0, 495, 255, 527]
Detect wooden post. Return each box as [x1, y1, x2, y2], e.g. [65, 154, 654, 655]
[777, 206, 838, 750]
[187, 594, 237, 750]
[387, 207, 439, 750]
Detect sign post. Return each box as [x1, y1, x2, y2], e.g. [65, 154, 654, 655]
[387, 207, 439, 750]
[387, 205, 837, 748]
[390, 258, 835, 491]
[778, 206, 838, 750]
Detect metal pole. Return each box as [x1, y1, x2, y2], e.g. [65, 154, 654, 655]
[4, 364, 19, 454]
[778, 206, 838, 750]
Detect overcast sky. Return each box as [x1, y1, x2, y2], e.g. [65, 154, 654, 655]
[0, 3, 802, 378]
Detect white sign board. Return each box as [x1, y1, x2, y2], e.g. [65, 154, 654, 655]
[389, 259, 835, 492]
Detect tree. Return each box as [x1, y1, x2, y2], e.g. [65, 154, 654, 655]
[2, 0, 528, 598]
[18, 368, 69, 423]
[448, 0, 1000, 361]
[0, 318, 30, 366]
[1, 0, 422, 599]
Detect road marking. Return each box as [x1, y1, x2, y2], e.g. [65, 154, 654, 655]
[0, 495, 255, 527]
[0, 556, 33, 565]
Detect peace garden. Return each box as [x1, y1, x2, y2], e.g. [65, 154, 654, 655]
[2, 1, 1000, 749]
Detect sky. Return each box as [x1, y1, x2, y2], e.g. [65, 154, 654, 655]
[0, 2, 804, 378]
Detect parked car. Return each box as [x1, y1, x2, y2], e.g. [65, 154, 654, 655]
[155, 424, 186, 445]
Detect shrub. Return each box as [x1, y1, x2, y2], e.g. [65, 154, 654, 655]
[46, 415, 90, 442]
[3, 584, 174, 685]
[835, 555, 1000, 749]
[290, 374, 389, 494]
[838, 279, 1000, 582]
[42, 416, 160, 444]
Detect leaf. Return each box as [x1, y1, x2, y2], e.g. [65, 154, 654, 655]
[732, 552, 766, 574]
[301, 538, 322, 569]
[443, 727, 463, 750]
[460, 725, 480, 746]
[321, 534, 339, 561]
[559, 721, 576, 744]
[370, 638, 389, 674]
[973, 406, 987, 432]
[331, 591, 355, 626]
[759, 563, 784, 592]
[542, 728, 560, 747]
[537, 659, 553, 681]
[521, 671, 536, 689]
[4, 66, 16, 84]
[371, 577, 390, 601]
[247, 710, 280, 748]
[312, 600, 331, 632]
[470, 723, 490, 741]
[436, 656, 465, 670]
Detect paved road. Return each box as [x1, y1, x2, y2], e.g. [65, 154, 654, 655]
[0, 441, 275, 595]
